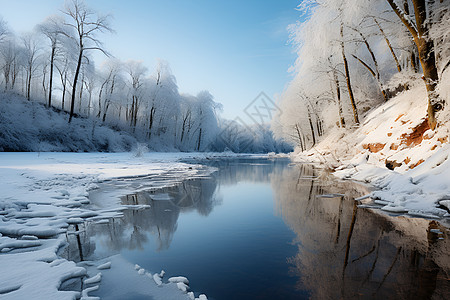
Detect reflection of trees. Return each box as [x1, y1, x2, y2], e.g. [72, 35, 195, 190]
[87, 158, 290, 254]
[90, 177, 221, 252]
[60, 223, 96, 263]
[272, 164, 450, 299]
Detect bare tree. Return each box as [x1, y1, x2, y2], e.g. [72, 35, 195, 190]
[62, 0, 112, 123]
[37, 15, 65, 108]
[125, 60, 147, 131]
[386, 0, 444, 130]
[0, 38, 19, 91]
[340, 23, 359, 125]
[0, 17, 8, 43]
[349, 27, 388, 102]
[56, 56, 71, 111]
[373, 18, 402, 74]
[327, 58, 346, 127]
[97, 59, 122, 122]
[21, 32, 41, 100]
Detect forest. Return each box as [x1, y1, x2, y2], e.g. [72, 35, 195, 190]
[0, 0, 291, 153]
[273, 0, 450, 151]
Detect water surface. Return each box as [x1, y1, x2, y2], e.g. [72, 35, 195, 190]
[67, 158, 450, 299]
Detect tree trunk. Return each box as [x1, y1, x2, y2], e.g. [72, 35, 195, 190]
[295, 124, 304, 151]
[69, 49, 83, 123]
[42, 67, 47, 103]
[26, 69, 32, 100]
[78, 73, 84, 114]
[413, 0, 441, 130]
[329, 58, 346, 128]
[307, 106, 316, 147]
[374, 18, 402, 73]
[333, 70, 346, 128]
[352, 28, 388, 101]
[148, 106, 155, 139]
[87, 88, 92, 118]
[387, 0, 444, 130]
[197, 127, 202, 151]
[3, 61, 10, 91]
[340, 23, 359, 125]
[97, 81, 107, 118]
[102, 101, 110, 122]
[11, 60, 17, 89]
[352, 54, 388, 102]
[62, 82, 66, 111]
[181, 112, 190, 143]
[48, 46, 55, 108]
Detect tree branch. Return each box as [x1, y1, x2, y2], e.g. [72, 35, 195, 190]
[386, 0, 418, 39]
[351, 54, 376, 77]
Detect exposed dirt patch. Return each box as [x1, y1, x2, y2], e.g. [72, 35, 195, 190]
[362, 143, 386, 153]
[410, 159, 425, 169]
[400, 118, 430, 147]
[438, 136, 448, 144]
[386, 158, 402, 170]
[390, 143, 399, 150]
[395, 114, 404, 122]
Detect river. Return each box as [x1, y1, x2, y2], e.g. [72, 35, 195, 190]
[63, 157, 450, 299]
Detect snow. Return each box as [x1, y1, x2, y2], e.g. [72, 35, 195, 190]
[293, 84, 450, 220]
[84, 273, 102, 284]
[0, 152, 219, 299]
[169, 276, 190, 285]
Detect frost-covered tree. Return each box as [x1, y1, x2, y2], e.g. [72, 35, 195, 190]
[125, 60, 147, 131]
[20, 32, 41, 100]
[37, 15, 65, 108]
[97, 59, 123, 122]
[386, 0, 446, 130]
[0, 2, 290, 153]
[146, 60, 179, 142]
[62, 0, 112, 123]
[274, 0, 450, 151]
[192, 91, 221, 151]
[0, 37, 20, 91]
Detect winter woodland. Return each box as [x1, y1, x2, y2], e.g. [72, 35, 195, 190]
[273, 0, 450, 151]
[0, 0, 290, 153]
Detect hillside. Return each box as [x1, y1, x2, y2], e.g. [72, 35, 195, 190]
[0, 92, 139, 152]
[293, 78, 450, 220]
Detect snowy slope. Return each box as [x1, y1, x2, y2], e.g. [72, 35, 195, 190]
[0, 92, 137, 152]
[293, 81, 450, 219]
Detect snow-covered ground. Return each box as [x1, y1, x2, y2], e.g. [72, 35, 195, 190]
[293, 83, 450, 221]
[0, 152, 223, 300]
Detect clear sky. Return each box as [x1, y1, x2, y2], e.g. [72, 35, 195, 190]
[0, 0, 300, 120]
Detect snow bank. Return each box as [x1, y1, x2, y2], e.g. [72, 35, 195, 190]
[0, 92, 137, 152]
[0, 152, 216, 299]
[293, 84, 450, 219]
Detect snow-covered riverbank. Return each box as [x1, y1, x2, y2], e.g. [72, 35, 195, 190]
[0, 152, 220, 300]
[293, 84, 450, 221]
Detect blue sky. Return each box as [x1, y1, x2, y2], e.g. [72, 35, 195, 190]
[0, 0, 300, 120]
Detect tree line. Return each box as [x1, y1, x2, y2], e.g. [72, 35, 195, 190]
[0, 0, 292, 153]
[0, 0, 224, 151]
[273, 0, 449, 151]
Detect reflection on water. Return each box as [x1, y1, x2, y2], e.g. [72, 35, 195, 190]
[64, 158, 449, 299]
[104, 178, 220, 252]
[272, 163, 450, 299]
